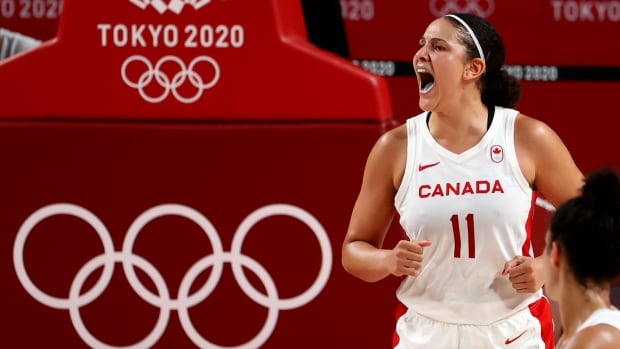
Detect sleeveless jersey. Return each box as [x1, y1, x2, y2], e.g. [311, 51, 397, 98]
[577, 308, 620, 332]
[394, 106, 541, 325]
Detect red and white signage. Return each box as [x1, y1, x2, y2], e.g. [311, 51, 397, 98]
[0, 1, 397, 348]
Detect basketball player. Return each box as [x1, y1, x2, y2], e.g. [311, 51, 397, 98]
[341, 13, 583, 348]
[543, 168, 620, 349]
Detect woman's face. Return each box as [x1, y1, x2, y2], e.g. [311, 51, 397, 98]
[412, 17, 470, 111]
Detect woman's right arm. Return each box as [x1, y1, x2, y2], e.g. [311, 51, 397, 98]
[342, 126, 430, 282]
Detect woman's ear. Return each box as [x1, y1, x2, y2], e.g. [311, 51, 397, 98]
[551, 241, 562, 268]
[464, 58, 485, 80]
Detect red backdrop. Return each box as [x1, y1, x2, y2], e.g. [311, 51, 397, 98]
[0, 0, 397, 348]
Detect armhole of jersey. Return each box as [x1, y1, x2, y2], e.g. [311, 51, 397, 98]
[394, 118, 416, 210]
[504, 109, 532, 196]
[576, 309, 620, 332]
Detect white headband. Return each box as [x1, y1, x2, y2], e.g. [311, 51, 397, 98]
[445, 14, 485, 62]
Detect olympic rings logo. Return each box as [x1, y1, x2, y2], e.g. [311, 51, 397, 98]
[429, 0, 495, 17]
[129, 0, 212, 14]
[13, 203, 332, 349]
[121, 55, 221, 104]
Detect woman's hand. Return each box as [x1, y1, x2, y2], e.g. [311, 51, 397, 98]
[390, 239, 432, 277]
[502, 256, 545, 293]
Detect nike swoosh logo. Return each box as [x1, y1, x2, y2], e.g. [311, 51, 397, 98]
[418, 161, 440, 171]
[505, 330, 527, 345]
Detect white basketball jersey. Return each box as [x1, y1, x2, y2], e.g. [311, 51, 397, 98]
[394, 106, 541, 325]
[577, 308, 620, 332]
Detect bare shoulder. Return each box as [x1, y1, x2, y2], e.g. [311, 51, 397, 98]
[514, 112, 583, 206]
[364, 123, 408, 189]
[366, 123, 407, 163]
[513, 112, 566, 163]
[568, 325, 620, 349]
[376, 123, 407, 149]
[514, 113, 560, 144]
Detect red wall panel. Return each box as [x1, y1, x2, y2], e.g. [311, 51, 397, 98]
[1, 121, 399, 348]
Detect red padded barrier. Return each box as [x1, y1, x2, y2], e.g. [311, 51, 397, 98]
[0, 0, 392, 121]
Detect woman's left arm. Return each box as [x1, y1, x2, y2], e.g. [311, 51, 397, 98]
[504, 113, 584, 293]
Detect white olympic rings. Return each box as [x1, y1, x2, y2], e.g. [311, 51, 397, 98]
[13, 203, 332, 349]
[121, 55, 221, 104]
[429, 0, 495, 17]
[129, 0, 212, 14]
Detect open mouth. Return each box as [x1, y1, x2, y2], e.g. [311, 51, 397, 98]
[417, 69, 435, 93]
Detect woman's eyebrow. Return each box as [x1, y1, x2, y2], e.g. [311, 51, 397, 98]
[421, 36, 449, 43]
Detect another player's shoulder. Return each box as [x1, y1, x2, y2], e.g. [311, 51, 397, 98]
[568, 325, 620, 349]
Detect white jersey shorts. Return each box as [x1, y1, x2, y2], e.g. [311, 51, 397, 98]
[393, 297, 554, 349]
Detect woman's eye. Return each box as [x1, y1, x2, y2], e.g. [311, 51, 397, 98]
[433, 45, 444, 51]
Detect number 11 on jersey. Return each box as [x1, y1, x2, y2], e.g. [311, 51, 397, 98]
[450, 214, 475, 258]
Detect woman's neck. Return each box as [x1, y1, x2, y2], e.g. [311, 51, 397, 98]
[559, 283, 610, 338]
[426, 102, 489, 154]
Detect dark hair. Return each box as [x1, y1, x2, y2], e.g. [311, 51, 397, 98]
[549, 168, 620, 287]
[444, 13, 521, 108]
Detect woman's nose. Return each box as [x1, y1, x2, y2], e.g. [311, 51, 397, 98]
[413, 46, 428, 64]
